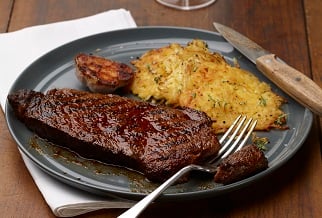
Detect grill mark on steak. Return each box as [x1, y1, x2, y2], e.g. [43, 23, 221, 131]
[8, 88, 221, 182]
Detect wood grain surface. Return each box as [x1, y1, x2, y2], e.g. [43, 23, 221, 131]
[0, 0, 321, 217]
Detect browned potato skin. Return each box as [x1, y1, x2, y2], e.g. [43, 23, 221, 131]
[75, 53, 134, 93]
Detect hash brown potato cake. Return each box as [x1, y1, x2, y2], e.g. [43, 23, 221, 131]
[130, 39, 287, 133]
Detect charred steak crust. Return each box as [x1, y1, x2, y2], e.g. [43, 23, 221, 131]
[8, 88, 220, 182]
[214, 145, 268, 184]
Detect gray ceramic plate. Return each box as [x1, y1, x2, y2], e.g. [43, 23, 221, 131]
[5, 27, 313, 200]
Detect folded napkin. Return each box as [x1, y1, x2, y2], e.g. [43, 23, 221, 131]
[0, 9, 137, 217]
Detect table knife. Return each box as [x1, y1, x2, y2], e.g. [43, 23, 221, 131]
[213, 22, 322, 116]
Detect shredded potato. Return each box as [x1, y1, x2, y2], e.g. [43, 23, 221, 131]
[130, 39, 287, 133]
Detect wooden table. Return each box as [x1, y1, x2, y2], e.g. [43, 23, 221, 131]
[0, 0, 321, 217]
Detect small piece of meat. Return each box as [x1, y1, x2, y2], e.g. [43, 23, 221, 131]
[8, 88, 221, 182]
[214, 145, 268, 184]
[75, 53, 134, 93]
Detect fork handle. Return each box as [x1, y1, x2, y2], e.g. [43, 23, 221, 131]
[118, 165, 194, 218]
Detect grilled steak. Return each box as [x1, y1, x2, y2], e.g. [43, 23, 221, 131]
[8, 88, 220, 182]
[214, 145, 268, 184]
[75, 53, 134, 93]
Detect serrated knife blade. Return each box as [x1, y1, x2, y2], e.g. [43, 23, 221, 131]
[213, 22, 322, 116]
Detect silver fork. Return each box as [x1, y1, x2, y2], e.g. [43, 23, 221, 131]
[118, 115, 257, 218]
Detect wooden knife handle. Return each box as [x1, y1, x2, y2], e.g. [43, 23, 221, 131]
[256, 54, 322, 116]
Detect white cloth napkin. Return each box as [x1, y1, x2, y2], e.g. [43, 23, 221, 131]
[0, 9, 137, 217]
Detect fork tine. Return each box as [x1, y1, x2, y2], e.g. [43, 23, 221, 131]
[219, 114, 242, 144]
[217, 115, 246, 157]
[236, 119, 257, 151]
[211, 115, 257, 164]
[220, 117, 254, 159]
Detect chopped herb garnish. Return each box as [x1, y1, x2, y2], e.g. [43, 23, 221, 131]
[146, 64, 152, 72]
[208, 94, 218, 107]
[259, 96, 267, 106]
[274, 114, 287, 126]
[154, 76, 161, 84]
[207, 94, 227, 108]
[252, 133, 269, 151]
